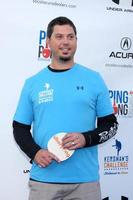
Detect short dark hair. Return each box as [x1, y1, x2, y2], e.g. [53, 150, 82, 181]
[47, 16, 77, 38]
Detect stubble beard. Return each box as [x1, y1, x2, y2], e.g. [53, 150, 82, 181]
[59, 56, 72, 62]
[59, 51, 75, 63]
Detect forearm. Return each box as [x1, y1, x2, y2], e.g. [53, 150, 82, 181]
[82, 114, 118, 147]
[13, 121, 41, 160]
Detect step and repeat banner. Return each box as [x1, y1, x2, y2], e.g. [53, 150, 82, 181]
[0, 0, 133, 199]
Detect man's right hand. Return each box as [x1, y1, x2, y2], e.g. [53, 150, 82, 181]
[34, 149, 60, 168]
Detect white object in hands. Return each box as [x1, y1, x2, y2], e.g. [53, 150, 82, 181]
[47, 132, 75, 161]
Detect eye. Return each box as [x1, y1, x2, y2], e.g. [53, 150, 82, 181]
[55, 34, 63, 40]
[68, 34, 75, 40]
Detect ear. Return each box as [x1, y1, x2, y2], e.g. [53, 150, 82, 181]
[46, 37, 50, 48]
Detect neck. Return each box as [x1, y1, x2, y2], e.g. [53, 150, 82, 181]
[50, 59, 75, 70]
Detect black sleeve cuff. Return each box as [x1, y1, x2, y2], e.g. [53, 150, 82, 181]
[13, 120, 41, 160]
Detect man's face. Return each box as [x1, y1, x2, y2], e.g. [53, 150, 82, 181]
[47, 25, 77, 62]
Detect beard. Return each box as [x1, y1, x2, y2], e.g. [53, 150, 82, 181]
[59, 56, 72, 62]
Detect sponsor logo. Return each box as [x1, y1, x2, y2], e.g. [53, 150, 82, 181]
[104, 139, 129, 175]
[112, 0, 120, 4]
[112, 139, 122, 156]
[109, 37, 133, 59]
[120, 37, 132, 51]
[112, 0, 133, 6]
[38, 30, 51, 61]
[33, 0, 77, 9]
[103, 197, 128, 200]
[99, 123, 117, 143]
[109, 90, 133, 118]
[107, 0, 133, 13]
[105, 37, 133, 68]
[38, 83, 54, 104]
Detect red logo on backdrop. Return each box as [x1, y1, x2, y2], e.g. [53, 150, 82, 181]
[38, 30, 51, 60]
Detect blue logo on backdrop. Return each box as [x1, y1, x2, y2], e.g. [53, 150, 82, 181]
[112, 139, 122, 156]
[104, 139, 129, 175]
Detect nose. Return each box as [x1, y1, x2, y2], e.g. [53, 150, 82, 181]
[62, 36, 69, 44]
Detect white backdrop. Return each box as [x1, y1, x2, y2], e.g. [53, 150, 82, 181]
[0, 0, 133, 199]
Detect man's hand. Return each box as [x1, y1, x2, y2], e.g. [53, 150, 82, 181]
[62, 133, 86, 150]
[34, 149, 60, 168]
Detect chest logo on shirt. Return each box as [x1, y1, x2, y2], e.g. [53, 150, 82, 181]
[76, 86, 84, 90]
[38, 83, 54, 104]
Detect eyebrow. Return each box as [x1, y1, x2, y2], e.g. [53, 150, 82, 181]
[54, 33, 75, 36]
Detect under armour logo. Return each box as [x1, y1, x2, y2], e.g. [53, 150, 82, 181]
[112, 0, 133, 6]
[76, 86, 84, 90]
[103, 196, 128, 200]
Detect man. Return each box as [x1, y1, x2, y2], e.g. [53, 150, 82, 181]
[13, 16, 118, 200]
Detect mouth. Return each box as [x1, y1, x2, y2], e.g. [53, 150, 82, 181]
[60, 47, 71, 55]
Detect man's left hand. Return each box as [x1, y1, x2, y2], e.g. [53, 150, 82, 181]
[62, 133, 86, 150]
